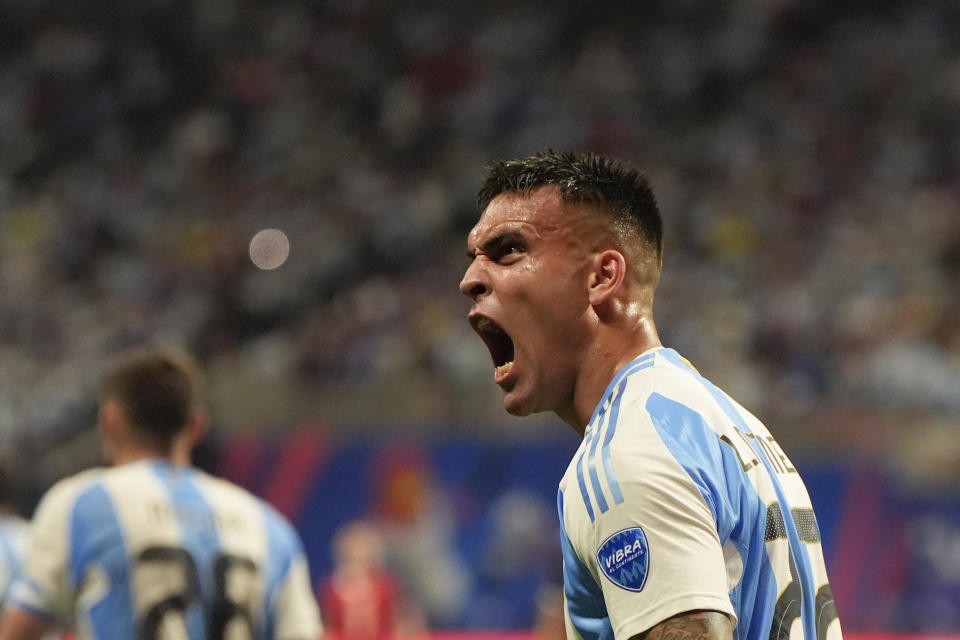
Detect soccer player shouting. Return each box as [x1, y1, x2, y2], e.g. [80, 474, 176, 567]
[460, 151, 841, 640]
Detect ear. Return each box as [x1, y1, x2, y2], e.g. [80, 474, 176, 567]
[99, 398, 127, 463]
[588, 249, 627, 306]
[99, 399, 125, 442]
[186, 407, 210, 448]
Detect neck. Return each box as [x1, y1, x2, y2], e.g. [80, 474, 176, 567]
[109, 438, 191, 467]
[563, 315, 661, 436]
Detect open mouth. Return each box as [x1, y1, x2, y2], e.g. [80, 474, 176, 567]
[471, 316, 515, 378]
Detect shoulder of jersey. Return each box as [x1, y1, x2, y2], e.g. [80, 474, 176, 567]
[193, 467, 258, 497]
[49, 467, 108, 495]
[30, 467, 109, 516]
[193, 469, 294, 524]
[617, 352, 702, 403]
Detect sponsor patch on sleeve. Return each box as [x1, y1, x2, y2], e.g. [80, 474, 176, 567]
[597, 526, 650, 592]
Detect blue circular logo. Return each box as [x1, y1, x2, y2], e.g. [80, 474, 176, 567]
[597, 527, 650, 592]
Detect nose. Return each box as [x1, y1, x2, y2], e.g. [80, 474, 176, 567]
[459, 259, 488, 301]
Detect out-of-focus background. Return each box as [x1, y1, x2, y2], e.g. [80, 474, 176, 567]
[1, 0, 958, 635]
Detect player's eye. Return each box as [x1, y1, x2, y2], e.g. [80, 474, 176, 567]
[495, 243, 524, 262]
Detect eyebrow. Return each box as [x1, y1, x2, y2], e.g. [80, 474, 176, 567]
[466, 230, 524, 259]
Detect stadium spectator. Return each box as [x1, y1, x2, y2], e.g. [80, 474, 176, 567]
[317, 520, 403, 640]
[368, 446, 470, 630]
[0, 2, 956, 454]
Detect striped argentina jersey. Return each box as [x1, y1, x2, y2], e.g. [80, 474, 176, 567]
[557, 348, 841, 640]
[0, 514, 29, 609]
[9, 459, 321, 640]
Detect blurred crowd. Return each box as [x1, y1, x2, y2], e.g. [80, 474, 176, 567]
[1, 0, 959, 490]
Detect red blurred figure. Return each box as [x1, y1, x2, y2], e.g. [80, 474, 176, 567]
[319, 520, 399, 640]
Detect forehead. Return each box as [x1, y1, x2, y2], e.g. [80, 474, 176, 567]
[467, 186, 569, 248]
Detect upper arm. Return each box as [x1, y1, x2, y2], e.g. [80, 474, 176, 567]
[266, 515, 323, 640]
[631, 610, 733, 640]
[8, 480, 81, 622]
[0, 606, 58, 640]
[272, 555, 323, 640]
[572, 397, 736, 637]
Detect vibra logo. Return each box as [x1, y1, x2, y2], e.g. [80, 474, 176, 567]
[597, 527, 650, 592]
[606, 538, 645, 568]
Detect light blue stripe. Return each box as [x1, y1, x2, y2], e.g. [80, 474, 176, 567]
[576, 351, 660, 524]
[601, 359, 655, 506]
[584, 352, 657, 428]
[0, 529, 19, 599]
[646, 393, 777, 639]
[616, 355, 657, 380]
[7, 598, 62, 624]
[658, 348, 819, 640]
[71, 480, 136, 639]
[557, 490, 613, 640]
[151, 461, 221, 639]
[260, 504, 297, 639]
[575, 446, 596, 522]
[587, 354, 658, 513]
[600, 380, 628, 506]
[8, 574, 65, 624]
[586, 413, 610, 514]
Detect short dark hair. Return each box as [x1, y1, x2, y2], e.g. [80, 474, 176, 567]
[476, 150, 663, 261]
[101, 347, 202, 449]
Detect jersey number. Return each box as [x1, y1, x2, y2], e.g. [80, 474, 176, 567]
[135, 546, 259, 640]
[769, 556, 839, 640]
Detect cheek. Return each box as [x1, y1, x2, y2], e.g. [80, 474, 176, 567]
[518, 291, 590, 357]
[501, 266, 590, 333]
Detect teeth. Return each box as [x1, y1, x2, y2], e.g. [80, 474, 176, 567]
[496, 361, 514, 376]
[475, 317, 494, 331]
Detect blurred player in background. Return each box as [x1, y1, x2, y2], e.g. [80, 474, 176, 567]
[0, 462, 28, 614]
[0, 347, 322, 640]
[459, 150, 842, 640]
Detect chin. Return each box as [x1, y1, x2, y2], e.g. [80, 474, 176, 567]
[504, 403, 531, 417]
[502, 395, 525, 416]
[503, 391, 538, 417]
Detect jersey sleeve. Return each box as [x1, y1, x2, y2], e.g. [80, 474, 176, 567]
[0, 540, 14, 604]
[272, 553, 323, 640]
[579, 395, 736, 638]
[262, 512, 322, 640]
[8, 475, 91, 623]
